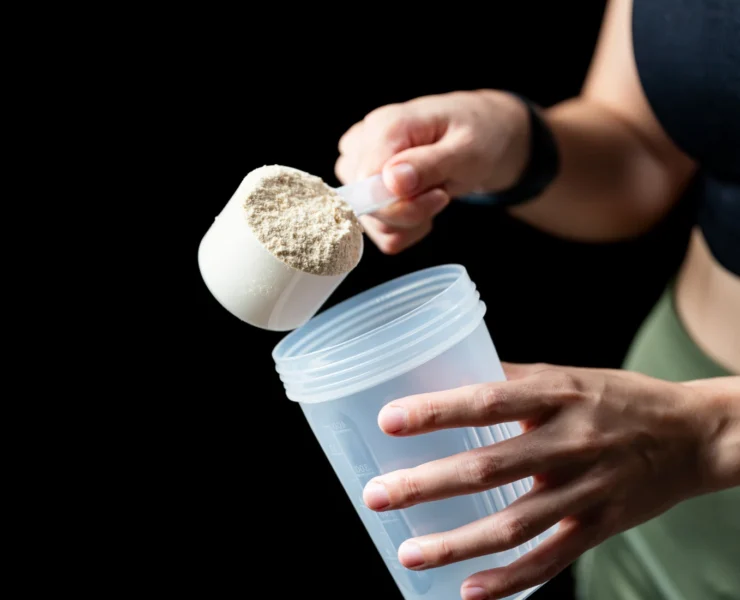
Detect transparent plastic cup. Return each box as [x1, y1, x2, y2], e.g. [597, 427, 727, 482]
[272, 265, 556, 600]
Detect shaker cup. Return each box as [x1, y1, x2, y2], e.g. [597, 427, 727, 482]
[272, 264, 557, 600]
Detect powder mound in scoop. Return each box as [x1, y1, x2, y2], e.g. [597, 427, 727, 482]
[242, 165, 363, 276]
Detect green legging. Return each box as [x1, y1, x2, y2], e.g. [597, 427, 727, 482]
[575, 285, 739, 600]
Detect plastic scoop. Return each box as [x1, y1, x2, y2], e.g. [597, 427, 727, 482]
[198, 172, 398, 331]
[335, 173, 398, 216]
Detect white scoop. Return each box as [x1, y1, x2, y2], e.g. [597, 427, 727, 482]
[334, 173, 398, 216]
[198, 173, 398, 331]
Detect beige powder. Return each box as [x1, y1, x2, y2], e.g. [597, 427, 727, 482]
[242, 165, 363, 276]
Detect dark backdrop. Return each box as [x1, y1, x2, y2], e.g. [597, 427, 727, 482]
[171, 4, 695, 597]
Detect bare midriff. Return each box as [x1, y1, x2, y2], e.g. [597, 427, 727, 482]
[675, 228, 740, 375]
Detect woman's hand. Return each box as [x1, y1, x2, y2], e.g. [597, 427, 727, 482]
[335, 90, 529, 254]
[362, 363, 740, 600]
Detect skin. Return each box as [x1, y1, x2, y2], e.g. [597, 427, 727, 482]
[363, 366, 740, 600]
[335, 0, 740, 598]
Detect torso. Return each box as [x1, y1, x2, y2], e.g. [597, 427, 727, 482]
[578, 3, 740, 599]
[632, 0, 740, 374]
[675, 229, 740, 374]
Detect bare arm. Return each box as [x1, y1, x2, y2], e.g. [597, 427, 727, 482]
[507, 0, 697, 241]
[335, 0, 698, 251]
[684, 376, 740, 490]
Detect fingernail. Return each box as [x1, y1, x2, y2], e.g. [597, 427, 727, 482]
[461, 586, 488, 600]
[378, 406, 407, 433]
[398, 541, 425, 568]
[363, 480, 390, 510]
[387, 163, 418, 193]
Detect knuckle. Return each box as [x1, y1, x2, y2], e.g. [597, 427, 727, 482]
[460, 453, 501, 487]
[596, 473, 620, 502]
[363, 104, 412, 149]
[471, 384, 505, 417]
[420, 396, 444, 427]
[429, 191, 450, 212]
[492, 571, 519, 596]
[337, 133, 352, 153]
[535, 367, 570, 386]
[365, 104, 400, 125]
[447, 90, 472, 104]
[334, 160, 348, 183]
[434, 535, 456, 565]
[382, 116, 408, 142]
[401, 201, 428, 223]
[537, 369, 586, 403]
[559, 371, 584, 394]
[382, 201, 422, 226]
[397, 470, 424, 504]
[338, 122, 364, 152]
[529, 362, 553, 373]
[455, 126, 478, 150]
[498, 514, 530, 546]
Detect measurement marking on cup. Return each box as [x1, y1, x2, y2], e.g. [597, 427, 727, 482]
[328, 410, 432, 593]
[353, 463, 374, 475]
[357, 497, 401, 523]
[377, 512, 400, 524]
[326, 441, 343, 456]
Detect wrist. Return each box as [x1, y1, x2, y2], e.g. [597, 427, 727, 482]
[474, 91, 560, 206]
[476, 90, 531, 191]
[684, 378, 740, 493]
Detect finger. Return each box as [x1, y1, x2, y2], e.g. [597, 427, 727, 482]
[381, 133, 464, 197]
[500, 362, 555, 380]
[460, 518, 601, 600]
[501, 362, 588, 383]
[338, 129, 398, 185]
[339, 136, 394, 184]
[370, 188, 449, 228]
[377, 378, 558, 436]
[347, 109, 425, 183]
[394, 471, 606, 571]
[353, 134, 412, 182]
[338, 120, 364, 154]
[362, 432, 586, 511]
[334, 155, 353, 185]
[360, 217, 432, 255]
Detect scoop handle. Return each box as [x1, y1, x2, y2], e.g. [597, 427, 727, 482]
[336, 174, 398, 216]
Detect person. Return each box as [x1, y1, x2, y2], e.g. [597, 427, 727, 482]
[334, 0, 739, 599]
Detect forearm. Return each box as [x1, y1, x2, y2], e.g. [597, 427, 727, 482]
[505, 96, 695, 242]
[685, 376, 740, 492]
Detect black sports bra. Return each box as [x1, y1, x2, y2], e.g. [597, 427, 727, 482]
[632, 0, 740, 276]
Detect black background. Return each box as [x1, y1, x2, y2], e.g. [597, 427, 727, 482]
[169, 3, 696, 597]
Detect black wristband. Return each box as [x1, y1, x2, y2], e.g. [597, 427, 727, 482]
[469, 95, 560, 208]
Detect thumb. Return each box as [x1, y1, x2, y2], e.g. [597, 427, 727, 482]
[381, 136, 461, 197]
